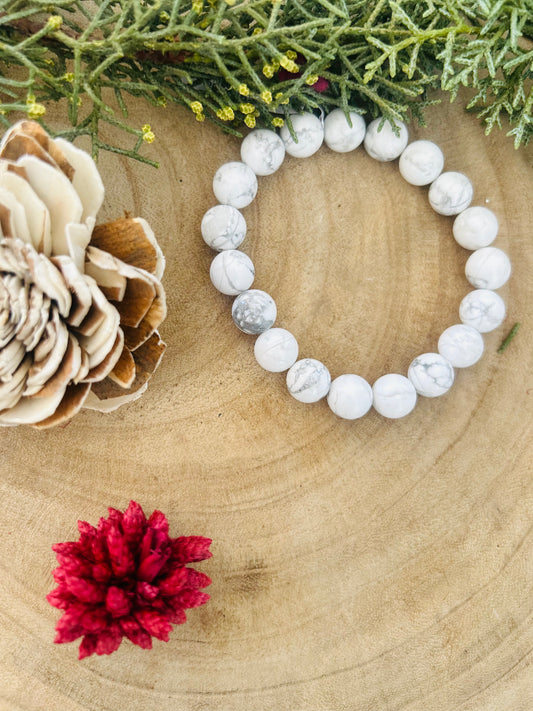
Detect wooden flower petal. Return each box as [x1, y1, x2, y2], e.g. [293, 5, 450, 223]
[65, 222, 92, 273]
[0, 185, 31, 243]
[54, 137, 104, 227]
[14, 121, 74, 180]
[85, 246, 157, 327]
[17, 155, 83, 256]
[90, 218, 163, 277]
[32, 382, 91, 429]
[85, 247, 127, 302]
[82, 381, 148, 413]
[32, 334, 81, 399]
[121, 280, 166, 351]
[24, 308, 70, 396]
[107, 346, 136, 389]
[90, 332, 166, 402]
[0, 133, 57, 170]
[76, 279, 120, 369]
[51, 255, 92, 328]
[83, 329, 124, 384]
[0, 334, 25, 378]
[0, 386, 65, 425]
[0, 164, 51, 253]
[0, 356, 30, 410]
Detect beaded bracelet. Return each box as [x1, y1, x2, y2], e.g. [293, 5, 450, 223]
[201, 109, 511, 420]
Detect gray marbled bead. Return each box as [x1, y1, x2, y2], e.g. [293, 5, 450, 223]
[408, 353, 454, 397]
[465, 247, 511, 290]
[286, 358, 331, 403]
[241, 129, 285, 176]
[280, 113, 324, 158]
[232, 289, 276, 334]
[364, 118, 408, 161]
[201, 205, 246, 251]
[210, 250, 255, 295]
[213, 161, 258, 209]
[429, 172, 473, 216]
[438, 324, 484, 367]
[459, 289, 506, 333]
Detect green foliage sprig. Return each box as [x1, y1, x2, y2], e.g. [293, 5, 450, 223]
[0, 0, 531, 163]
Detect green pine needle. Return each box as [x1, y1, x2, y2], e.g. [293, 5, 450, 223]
[0, 0, 531, 162]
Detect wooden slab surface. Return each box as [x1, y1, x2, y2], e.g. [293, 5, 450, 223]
[0, 95, 532, 711]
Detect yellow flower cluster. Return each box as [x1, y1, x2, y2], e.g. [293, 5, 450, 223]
[190, 100, 205, 122]
[26, 94, 46, 119]
[216, 106, 235, 121]
[142, 124, 155, 143]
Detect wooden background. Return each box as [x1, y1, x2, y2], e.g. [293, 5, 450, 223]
[0, 95, 532, 711]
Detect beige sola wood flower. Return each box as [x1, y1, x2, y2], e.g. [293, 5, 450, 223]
[0, 121, 166, 428]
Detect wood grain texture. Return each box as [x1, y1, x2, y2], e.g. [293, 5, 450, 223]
[0, 96, 532, 711]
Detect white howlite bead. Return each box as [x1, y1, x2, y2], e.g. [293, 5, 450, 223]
[453, 206, 499, 250]
[408, 353, 454, 398]
[240, 129, 285, 176]
[438, 324, 484, 367]
[428, 172, 473, 216]
[201, 205, 247, 251]
[280, 113, 324, 158]
[459, 289, 506, 333]
[286, 358, 331, 403]
[232, 289, 276, 334]
[327, 374, 373, 419]
[213, 161, 258, 209]
[399, 140, 444, 186]
[210, 250, 255, 295]
[324, 109, 366, 153]
[364, 118, 408, 161]
[465, 247, 511, 290]
[372, 374, 417, 419]
[254, 328, 299, 372]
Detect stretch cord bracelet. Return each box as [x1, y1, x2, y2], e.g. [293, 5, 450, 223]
[201, 110, 511, 420]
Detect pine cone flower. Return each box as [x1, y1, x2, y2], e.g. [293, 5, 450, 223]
[0, 121, 167, 427]
[47, 501, 212, 659]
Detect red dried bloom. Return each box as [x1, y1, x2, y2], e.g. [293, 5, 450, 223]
[47, 501, 212, 659]
[278, 54, 330, 93]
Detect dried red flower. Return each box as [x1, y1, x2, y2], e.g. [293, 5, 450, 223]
[278, 54, 330, 93]
[47, 501, 212, 659]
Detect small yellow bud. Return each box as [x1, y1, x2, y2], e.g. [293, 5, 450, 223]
[192, 0, 203, 12]
[63, 72, 75, 82]
[261, 90, 272, 104]
[238, 83, 250, 96]
[47, 15, 62, 31]
[142, 124, 151, 133]
[285, 50, 297, 60]
[159, 11, 170, 21]
[239, 103, 255, 115]
[262, 65, 274, 79]
[216, 106, 235, 121]
[244, 115, 256, 129]
[27, 102, 46, 119]
[190, 101, 203, 114]
[253, 27, 262, 35]
[195, 113, 205, 122]
[271, 117, 284, 127]
[157, 96, 167, 107]
[275, 92, 289, 105]
[305, 74, 319, 86]
[279, 56, 299, 73]
[142, 130, 155, 144]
